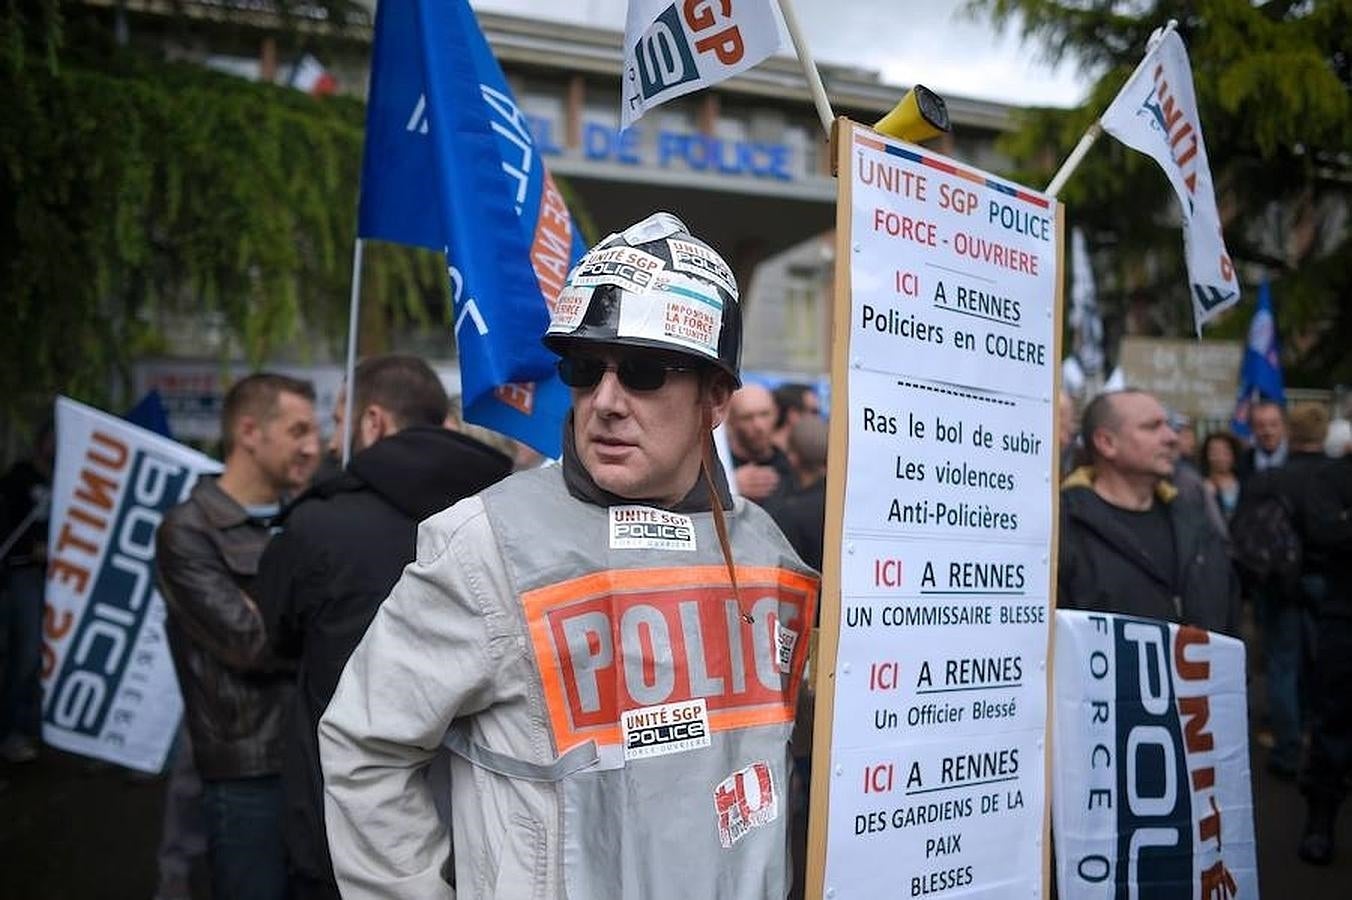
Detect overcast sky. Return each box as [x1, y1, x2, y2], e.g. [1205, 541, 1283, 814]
[470, 0, 1088, 107]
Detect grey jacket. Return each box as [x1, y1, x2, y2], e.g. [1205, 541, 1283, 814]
[319, 463, 818, 899]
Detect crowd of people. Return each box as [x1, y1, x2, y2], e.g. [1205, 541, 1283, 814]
[1058, 389, 1352, 867]
[0, 214, 1349, 898]
[121, 215, 824, 900]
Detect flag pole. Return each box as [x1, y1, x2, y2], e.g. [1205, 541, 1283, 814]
[340, 238, 364, 466]
[1045, 124, 1102, 199]
[775, 0, 834, 136]
[1044, 19, 1179, 198]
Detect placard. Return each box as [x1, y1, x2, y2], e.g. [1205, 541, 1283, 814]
[807, 120, 1062, 899]
[1052, 611, 1257, 898]
[41, 397, 221, 772]
[1116, 337, 1243, 423]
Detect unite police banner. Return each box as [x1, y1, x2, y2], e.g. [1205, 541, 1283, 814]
[1052, 610, 1257, 898]
[41, 397, 220, 773]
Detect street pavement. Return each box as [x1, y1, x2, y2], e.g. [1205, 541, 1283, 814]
[0, 735, 1347, 898]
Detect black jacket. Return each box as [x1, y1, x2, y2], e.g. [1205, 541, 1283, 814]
[1059, 467, 1240, 635]
[156, 476, 292, 779]
[732, 445, 797, 503]
[764, 477, 826, 572]
[0, 459, 50, 569]
[1281, 450, 1335, 575]
[255, 426, 512, 887]
[1304, 457, 1352, 616]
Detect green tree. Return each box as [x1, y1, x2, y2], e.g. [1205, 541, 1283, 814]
[975, 0, 1352, 386]
[0, 2, 445, 449]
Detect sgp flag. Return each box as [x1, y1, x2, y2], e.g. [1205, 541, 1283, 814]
[1100, 29, 1239, 333]
[622, 0, 782, 128]
[42, 398, 220, 773]
[357, 0, 587, 456]
[1052, 610, 1257, 899]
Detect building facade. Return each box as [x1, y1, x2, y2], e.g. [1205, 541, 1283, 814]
[99, 1, 1022, 431]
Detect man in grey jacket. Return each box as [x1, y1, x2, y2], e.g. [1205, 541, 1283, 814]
[320, 213, 819, 899]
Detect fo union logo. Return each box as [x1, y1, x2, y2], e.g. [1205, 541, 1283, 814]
[632, 2, 748, 101]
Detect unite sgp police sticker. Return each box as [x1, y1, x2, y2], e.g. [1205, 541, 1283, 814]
[609, 505, 697, 551]
[714, 761, 779, 849]
[621, 698, 711, 761]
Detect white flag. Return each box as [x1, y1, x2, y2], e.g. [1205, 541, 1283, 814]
[1100, 30, 1239, 333]
[1069, 228, 1104, 377]
[621, 0, 781, 129]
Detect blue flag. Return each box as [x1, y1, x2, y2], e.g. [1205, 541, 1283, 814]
[357, 0, 588, 456]
[1230, 280, 1285, 438]
[124, 390, 173, 438]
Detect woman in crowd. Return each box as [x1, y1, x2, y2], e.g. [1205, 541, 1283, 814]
[1202, 430, 1244, 521]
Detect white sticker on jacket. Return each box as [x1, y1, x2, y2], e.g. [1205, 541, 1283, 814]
[609, 505, 697, 551]
[622, 698, 711, 761]
[714, 761, 779, 849]
[667, 238, 738, 299]
[773, 617, 798, 675]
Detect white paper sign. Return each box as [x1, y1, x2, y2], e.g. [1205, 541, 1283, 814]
[817, 123, 1059, 898]
[41, 397, 221, 773]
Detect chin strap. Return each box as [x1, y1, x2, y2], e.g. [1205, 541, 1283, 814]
[701, 404, 753, 625]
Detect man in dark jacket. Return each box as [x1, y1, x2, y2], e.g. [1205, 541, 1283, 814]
[156, 373, 320, 900]
[1059, 390, 1239, 635]
[254, 354, 512, 900]
[1298, 452, 1352, 863]
[1239, 399, 1288, 480]
[727, 383, 796, 503]
[0, 420, 53, 764]
[766, 415, 828, 572]
[1238, 405, 1330, 778]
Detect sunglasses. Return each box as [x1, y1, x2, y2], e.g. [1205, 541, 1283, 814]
[557, 356, 696, 392]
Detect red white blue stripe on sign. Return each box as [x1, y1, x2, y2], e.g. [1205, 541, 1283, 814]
[854, 134, 1051, 210]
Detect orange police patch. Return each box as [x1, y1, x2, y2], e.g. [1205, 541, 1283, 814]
[521, 566, 818, 752]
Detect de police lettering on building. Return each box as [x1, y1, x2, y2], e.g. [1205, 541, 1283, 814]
[526, 115, 794, 181]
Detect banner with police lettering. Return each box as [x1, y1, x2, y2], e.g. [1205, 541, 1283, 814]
[358, 0, 587, 456]
[621, 0, 782, 128]
[41, 398, 220, 773]
[1052, 610, 1257, 899]
[1099, 29, 1239, 334]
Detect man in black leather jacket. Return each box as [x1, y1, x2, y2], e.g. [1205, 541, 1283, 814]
[255, 355, 513, 900]
[155, 372, 319, 900]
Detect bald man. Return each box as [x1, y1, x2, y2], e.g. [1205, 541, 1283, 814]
[727, 384, 796, 502]
[766, 417, 829, 571]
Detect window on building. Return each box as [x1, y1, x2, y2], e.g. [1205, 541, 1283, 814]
[783, 263, 826, 363]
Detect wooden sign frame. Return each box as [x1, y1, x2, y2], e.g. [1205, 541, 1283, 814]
[803, 116, 1065, 899]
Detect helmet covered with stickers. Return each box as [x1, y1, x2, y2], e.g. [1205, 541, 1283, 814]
[542, 212, 742, 386]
